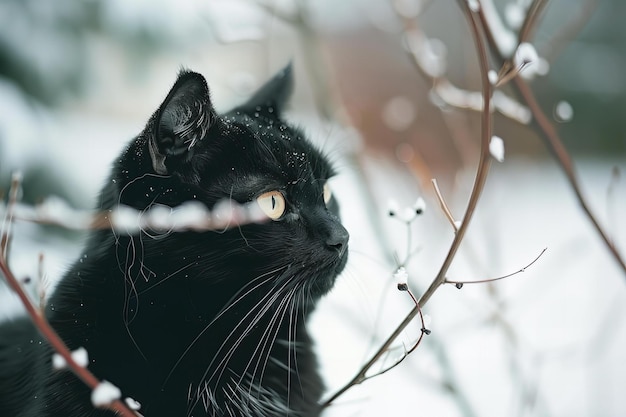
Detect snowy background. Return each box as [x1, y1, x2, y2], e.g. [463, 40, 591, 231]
[1, 1, 625, 416]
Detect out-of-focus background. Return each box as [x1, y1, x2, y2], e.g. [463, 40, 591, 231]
[1, 0, 625, 416]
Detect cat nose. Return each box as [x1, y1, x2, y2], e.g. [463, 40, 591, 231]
[326, 224, 349, 255]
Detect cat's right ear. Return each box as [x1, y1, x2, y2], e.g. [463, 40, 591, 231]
[239, 63, 293, 119]
[148, 70, 215, 175]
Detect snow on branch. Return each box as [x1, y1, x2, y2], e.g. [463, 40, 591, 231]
[2, 196, 269, 234]
[52, 347, 89, 370]
[489, 135, 505, 162]
[431, 80, 532, 124]
[91, 381, 122, 408]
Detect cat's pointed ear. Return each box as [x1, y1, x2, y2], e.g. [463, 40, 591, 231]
[241, 62, 293, 118]
[148, 70, 215, 175]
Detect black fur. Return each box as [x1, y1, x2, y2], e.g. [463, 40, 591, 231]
[0, 64, 349, 417]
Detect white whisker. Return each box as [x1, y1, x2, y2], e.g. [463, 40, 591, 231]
[165, 268, 285, 388]
[186, 283, 284, 415]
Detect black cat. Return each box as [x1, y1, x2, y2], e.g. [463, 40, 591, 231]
[0, 64, 349, 417]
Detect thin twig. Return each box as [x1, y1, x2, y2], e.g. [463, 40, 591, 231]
[37, 252, 47, 314]
[541, 0, 601, 62]
[606, 167, 620, 247]
[484, 0, 546, 87]
[1, 173, 21, 259]
[321, 281, 428, 407]
[431, 178, 458, 232]
[517, 0, 549, 45]
[512, 78, 626, 274]
[445, 247, 547, 286]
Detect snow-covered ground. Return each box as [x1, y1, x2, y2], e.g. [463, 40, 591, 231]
[315, 155, 626, 417]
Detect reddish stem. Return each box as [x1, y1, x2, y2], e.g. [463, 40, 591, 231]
[0, 258, 136, 416]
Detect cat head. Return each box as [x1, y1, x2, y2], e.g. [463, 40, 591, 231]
[108, 64, 349, 299]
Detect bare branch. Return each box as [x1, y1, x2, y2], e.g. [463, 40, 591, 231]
[3, 198, 269, 234]
[323, 0, 496, 406]
[418, 0, 494, 307]
[473, 0, 625, 276]
[511, 78, 626, 274]
[0, 180, 137, 417]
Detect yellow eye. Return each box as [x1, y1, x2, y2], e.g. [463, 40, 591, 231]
[256, 190, 286, 220]
[323, 183, 332, 205]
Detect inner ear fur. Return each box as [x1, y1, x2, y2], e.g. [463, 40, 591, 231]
[149, 70, 215, 175]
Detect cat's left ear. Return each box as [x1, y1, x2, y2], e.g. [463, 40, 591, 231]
[240, 62, 293, 118]
[149, 70, 215, 175]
